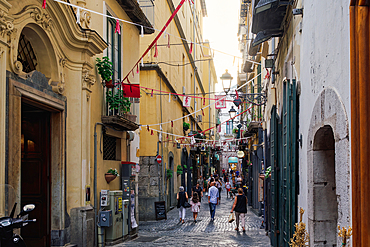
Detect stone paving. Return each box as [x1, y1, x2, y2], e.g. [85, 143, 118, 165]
[114, 188, 272, 247]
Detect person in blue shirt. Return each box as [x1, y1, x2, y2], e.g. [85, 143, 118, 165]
[235, 170, 240, 177]
[208, 182, 219, 221]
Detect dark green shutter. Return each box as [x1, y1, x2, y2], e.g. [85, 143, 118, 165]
[270, 80, 298, 247]
[270, 106, 279, 246]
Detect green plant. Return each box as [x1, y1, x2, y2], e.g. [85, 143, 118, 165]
[96, 57, 113, 81]
[166, 169, 173, 179]
[232, 128, 239, 134]
[106, 90, 131, 113]
[176, 165, 183, 175]
[264, 166, 271, 178]
[183, 122, 190, 129]
[107, 168, 119, 176]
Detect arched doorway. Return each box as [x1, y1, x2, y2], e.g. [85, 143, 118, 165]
[306, 88, 350, 247]
[168, 152, 175, 207]
[312, 125, 337, 246]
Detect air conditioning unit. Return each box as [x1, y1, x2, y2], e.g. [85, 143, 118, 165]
[197, 115, 202, 122]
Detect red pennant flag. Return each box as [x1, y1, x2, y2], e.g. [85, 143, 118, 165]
[173, 143, 176, 147]
[115, 19, 121, 34]
[189, 42, 193, 54]
[235, 90, 239, 99]
[167, 34, 170, 48]
[122, 83, 140, 98]
[136, 64, 139, 74]
[151, 90, 153, 97]
[227, 122, 229, 125]
[147, 125, 149, 131]
[154, 42, 158, 57]
[171, 121, 173, 127]
[151, 130, 154, 135]
[203, 97, 205, 106]
[167, 134, 169, 139]
[42, 0, 46, 9]
[202, 109, 204, 116]
[127, 77, 131, 84]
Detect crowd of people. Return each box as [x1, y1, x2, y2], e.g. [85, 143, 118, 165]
[176, 168, 248, 231]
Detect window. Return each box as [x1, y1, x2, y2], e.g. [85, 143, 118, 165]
[17, 33, 38, 73]
[103, 133, 121, 160]
[107, 14, 121, 83]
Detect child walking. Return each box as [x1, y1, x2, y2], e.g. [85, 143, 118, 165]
[190, 192, 201, 223]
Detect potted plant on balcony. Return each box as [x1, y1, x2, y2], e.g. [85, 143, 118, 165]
[105, 168, 119, 183]
[106, 89, 131, 114]
[183, 122, 190, 131]
[96, 56, 114, 88]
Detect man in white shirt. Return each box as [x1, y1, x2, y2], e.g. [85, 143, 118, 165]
[208, 182, 219, 221]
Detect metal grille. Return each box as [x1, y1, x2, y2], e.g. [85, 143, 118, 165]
[17, 34, 38, 73]
[103, 133, 117, 160]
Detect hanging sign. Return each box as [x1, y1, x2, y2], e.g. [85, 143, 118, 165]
[183, 96, 191, 107]
[215, 95, 226, 109]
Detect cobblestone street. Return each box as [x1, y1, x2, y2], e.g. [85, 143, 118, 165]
[114, 189, 271, 246]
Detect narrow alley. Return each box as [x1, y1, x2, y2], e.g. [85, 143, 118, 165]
[114, 189, 270, 247]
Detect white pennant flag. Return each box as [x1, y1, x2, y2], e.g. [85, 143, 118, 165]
[191, 136, 196, 145]
[169, 93, 171, 102]
[183, 96, 191, 107]
[76, 7, 81, 25]
[141, 26, 144, 37]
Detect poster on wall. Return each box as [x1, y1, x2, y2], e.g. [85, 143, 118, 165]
[131, 190, 138, 228]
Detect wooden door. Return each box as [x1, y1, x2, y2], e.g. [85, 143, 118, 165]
[21, 103, 50, 246]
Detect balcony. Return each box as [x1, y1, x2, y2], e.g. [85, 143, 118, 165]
[102, 87, 139, 131]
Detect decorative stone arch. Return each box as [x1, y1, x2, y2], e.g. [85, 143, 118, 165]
[8, 2, 107, 94]
[307, 87, 350, 247]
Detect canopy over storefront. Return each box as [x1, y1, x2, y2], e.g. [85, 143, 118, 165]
[228, 157, 238, 163]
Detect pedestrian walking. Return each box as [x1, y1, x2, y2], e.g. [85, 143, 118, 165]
[197, 176, 204, 191]
[177, 186, 188, 224]
[230, 188, 248, 232]
[215, 178, 223, 200]
[225, 181, 231, 198]
[192, 183, 203, 202]
[208, 182, 219, 221]
[190, 192, 201, 223]
[236, 175, 242, 189]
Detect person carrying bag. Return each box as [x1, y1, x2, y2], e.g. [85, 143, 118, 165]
[177, 186, 188, 223]
[230, 188, 248, 232]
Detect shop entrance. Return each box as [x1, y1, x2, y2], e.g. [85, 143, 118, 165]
[21, 103, 51, 246]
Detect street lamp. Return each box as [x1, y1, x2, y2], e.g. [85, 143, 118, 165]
[229, 106, 237, 119]
[229, 106, 237, 131]
[220, 70, 233, 94]
[237, 123, 242, 139]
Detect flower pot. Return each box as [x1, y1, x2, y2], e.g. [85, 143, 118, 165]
[105, 173, 117, 183]
[104, 79, 114, 88]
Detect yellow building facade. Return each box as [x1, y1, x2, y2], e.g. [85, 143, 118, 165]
[0, 0, 152, 246]
[138, 0, 217, 220]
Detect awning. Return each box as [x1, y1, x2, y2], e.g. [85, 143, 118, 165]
[248, 39, 261, 56]
[252, 30, 283, 47]
[251, 0, 289, 35]
[228, 157, 238, 163]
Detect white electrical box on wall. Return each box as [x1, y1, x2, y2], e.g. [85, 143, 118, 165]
[101, 190, 109, 207]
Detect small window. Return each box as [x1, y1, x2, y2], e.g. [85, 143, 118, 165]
[103, 133, 121, 160]
[17, 33, 38, 73]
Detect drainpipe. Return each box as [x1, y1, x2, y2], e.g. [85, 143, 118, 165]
[94, 122, 104, 247]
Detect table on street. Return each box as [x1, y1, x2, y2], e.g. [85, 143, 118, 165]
[113, 188, 271, 246]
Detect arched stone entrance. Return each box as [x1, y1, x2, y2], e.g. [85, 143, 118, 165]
[312, 125, 337, 246]
[168, 152, 175, 207]
[307, 88, 350, 247]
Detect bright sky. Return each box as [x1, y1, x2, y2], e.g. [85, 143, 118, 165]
[203, 0, 242, 92]
[203, 0, 242, 134]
